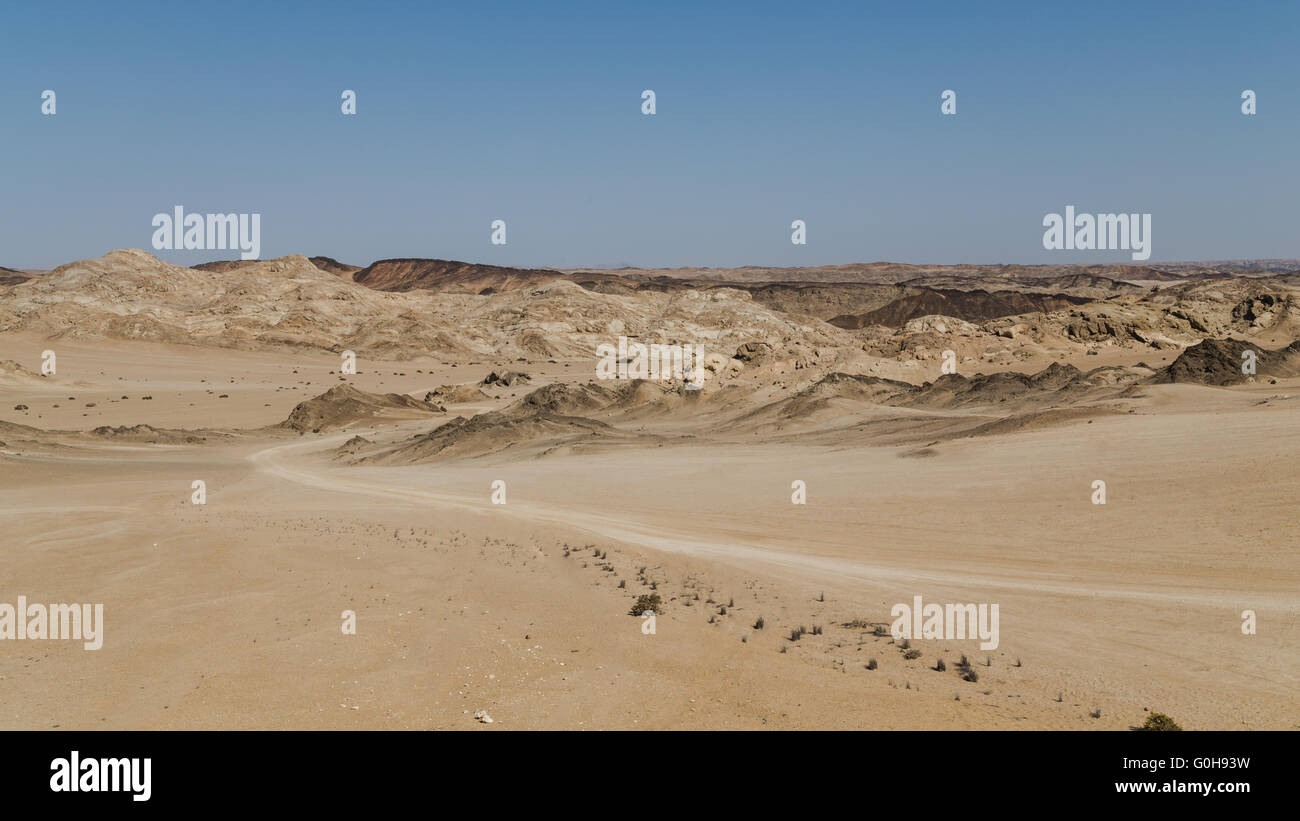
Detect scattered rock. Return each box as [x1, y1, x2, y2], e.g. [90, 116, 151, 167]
[482, 370, 531, 387]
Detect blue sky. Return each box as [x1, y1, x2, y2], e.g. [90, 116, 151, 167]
[2, 0, 1296, 269]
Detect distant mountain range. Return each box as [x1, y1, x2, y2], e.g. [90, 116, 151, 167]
[7, 253, 1299, 300]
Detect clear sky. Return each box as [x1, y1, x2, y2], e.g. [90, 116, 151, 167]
[2, 0, 1296, 269]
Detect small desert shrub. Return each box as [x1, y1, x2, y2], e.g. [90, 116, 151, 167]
[812, 625, 823, 636]
[1139, 713, 1182, 732]
[866, 658, 878, 670]
[1090, 708, 1101, 719]
[903, 648, 922, 660]
[617, 580, 626, 589]
[961, 668, 979, 683]
[934, 659, 947, 672]
[789, 626, 807, 642]
[753, 615, 765, 630]
[628, 593, 662, 617]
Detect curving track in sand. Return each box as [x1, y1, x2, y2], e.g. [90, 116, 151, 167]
[249, 432, 1288, 611]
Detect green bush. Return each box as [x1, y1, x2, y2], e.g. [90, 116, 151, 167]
[628, 593, 662, 616]
[1139, 713, 1182, 731]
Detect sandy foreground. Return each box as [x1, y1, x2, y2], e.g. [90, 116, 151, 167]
[1, 334, 1297, 730]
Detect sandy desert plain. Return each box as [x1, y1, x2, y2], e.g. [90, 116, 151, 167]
[0, 249, 1296, 730]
